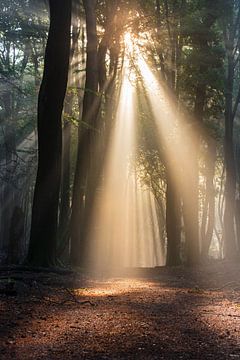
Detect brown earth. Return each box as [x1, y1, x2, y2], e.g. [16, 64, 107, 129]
[0, 261, 240, 359]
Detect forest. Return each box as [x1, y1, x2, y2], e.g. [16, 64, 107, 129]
[0, 0, 240, 359]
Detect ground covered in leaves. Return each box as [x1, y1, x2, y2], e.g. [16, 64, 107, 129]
[0, 261, 240, 359]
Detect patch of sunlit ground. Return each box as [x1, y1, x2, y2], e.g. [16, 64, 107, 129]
[1, 264, 240, 359]
[73, 278, 153, 298]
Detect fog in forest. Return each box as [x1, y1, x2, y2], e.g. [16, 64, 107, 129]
[0, 0, 240, 270]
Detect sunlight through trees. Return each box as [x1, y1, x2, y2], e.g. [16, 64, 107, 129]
[0, 0, 240, 268]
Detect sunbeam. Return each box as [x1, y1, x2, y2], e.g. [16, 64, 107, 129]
[87, 47, 163, 272]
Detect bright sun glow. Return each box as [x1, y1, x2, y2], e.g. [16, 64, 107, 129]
[124, 32, 134, 52]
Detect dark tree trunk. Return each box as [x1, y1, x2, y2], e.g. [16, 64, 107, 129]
[7, 206, 24, 264]
[1, 91, 16, 255]
[182, 0, 219, 264]
[201, 138, 216, 258]
[156, 0, 219, 266]
[58, 3, 80, 260]
[223, 2, 239, 259]
[166, 172, 181, 266]
[235, 199, 240, 251]
[58, 94, 73, 259]
[155, 0, 184, 265]
[224, 55, 237, 258]
[27, 0, 71, 266]
[70, 0, 98, 266]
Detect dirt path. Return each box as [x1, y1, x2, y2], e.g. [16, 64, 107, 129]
[0, 262, 240, 359]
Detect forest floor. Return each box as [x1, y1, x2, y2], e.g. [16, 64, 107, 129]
[0, 261, 240, 359]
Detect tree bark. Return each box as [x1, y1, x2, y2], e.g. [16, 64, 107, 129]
[201, 138, 216, 258]
[70, 0, 98, 266]
[58, 2, 80, 260]
[27, 0, 71, 266]
[224, 52, 237, 258]
[182, 1, 219, 264]
[183, 80, 206, 265]
[223, 1, 238, 259]
[166, 172, 181, 266]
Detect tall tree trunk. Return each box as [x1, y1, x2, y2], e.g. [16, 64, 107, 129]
[1, 91, 16, 260]
[223, 2, 238, 259]
[166, 171, 181, 266]
[201, 138, 216, 258]
[156, 0, 183, 265]
[224, 52, 237, 258]
[182, 0, 219, 263]
[27, 0, 71, 266]
[58, 2, 80, 260]
[70, 0, 98, 266]
[183, 81, 206, 265]
[58, 93, 73, 259]
[235, 198, 240, 251]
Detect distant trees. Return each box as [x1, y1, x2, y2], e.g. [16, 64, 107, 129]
[0, 0, 48, 263]
[135, 0, 240, 264]
[182, 0, 222, 264]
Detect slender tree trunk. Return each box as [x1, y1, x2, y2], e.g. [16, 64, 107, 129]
[201, 138, 216, 258]
[70, 0, 98, 266]
[224, 54, 237, 258]
[182, 0, 219, 263]
[183, 81, 206, 265]
[27, 0, 71, 266]
[223, 4, 238, 259]
[235, 198, 240, 250]
[182, 148, 200, 265]
[1, 91, 16, 255]
[58, 4, 80, 259]
[157, 6, 181, 265]
[166, 172, 181, 266]
[58, 93, 73, 259]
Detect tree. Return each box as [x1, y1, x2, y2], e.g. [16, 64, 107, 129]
[222, 0, 240, 259]
[182, 0, 221, 264]
[27, 0, 71, 266]
[58, 0, 81, 259]
[70, 0, 99, 266]
[0, 0, 48, 262]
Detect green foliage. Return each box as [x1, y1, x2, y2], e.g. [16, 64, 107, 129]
[0, 0, 48, 149]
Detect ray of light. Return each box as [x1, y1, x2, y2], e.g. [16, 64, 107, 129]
[133, 45, 221, 259]
[136, 54, 200, 250]
[87, 51, 164, 272]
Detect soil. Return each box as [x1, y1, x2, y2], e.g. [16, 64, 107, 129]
[0, 261, 240, 359]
